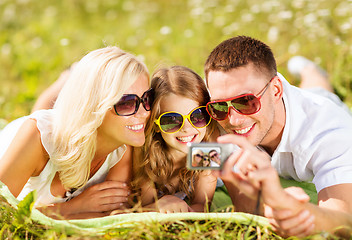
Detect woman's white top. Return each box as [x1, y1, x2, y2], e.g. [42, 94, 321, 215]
[0, 110, 126, 206]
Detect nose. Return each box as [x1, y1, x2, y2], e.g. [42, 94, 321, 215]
[228, 107, 246, 126]
[179, 117, 195, 132]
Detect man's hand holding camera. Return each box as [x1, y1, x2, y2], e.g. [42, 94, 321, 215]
[213, 134, 315, 237]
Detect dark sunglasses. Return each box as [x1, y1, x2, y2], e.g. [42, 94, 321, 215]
[206, 77, 275, 121]
[114, 88, 154, 116]
[154, 106, 211, 134]
[209, 152, 218, 159]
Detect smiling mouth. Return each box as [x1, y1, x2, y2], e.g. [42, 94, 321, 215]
[233, 124, 254, 135]
[126, 124, 144, 132]
[176, 134, 197, 143]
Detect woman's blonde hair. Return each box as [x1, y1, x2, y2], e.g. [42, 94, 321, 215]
[51, 46, 149, 190]
[132, 66, 216, 201]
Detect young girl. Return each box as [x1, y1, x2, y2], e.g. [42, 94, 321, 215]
[0, 47, 152, 219]
[132, 66, 218, 213]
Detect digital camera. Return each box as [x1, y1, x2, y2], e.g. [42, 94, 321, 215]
[187, 142, 239, 170]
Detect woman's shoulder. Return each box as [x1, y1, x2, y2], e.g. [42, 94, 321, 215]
[28, 110, 56, 157]
[29, 109, 54, 124]
[0, 116, 49, 196]
[17, 118, 49, 173]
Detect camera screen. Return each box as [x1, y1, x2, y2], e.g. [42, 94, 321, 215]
[190, 146, 223, 169]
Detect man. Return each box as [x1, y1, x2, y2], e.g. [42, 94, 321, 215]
[209, 149, 221, 165]
[204, 36, 352, 237]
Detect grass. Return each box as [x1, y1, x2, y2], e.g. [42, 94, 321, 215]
[0, 195, 299, 240]
[1, 0, 352, 121]
[0, 193, 276, 239]
[1, 0, 352, 239]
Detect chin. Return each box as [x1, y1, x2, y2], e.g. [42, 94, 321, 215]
[129, 137, 146, 147]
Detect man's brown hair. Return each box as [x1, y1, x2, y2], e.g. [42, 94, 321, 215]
[204, 36, 277, 81]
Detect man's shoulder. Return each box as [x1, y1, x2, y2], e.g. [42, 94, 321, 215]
[283, 83, 352, 133]
[277, 82, 352, 159]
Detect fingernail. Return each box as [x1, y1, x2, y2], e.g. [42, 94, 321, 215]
[233, 165, 240, 173]
[302, 210, 310, 217]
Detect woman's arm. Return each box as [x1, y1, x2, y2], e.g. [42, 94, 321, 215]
[190, 170, 217, 212]
[39, 144, 133, 219]
[104, 145, 133, 211]
[49, 144, 134, 218]
[0, 119, 132, 219]
[31, 64, 72, 112]
[39, 180, 132, 219]
[0, 119, 47, 197]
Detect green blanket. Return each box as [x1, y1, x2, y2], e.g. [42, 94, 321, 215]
[0, 178, 317, 235]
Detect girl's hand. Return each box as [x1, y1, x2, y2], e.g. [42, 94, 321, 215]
[155, 195, 193, 213]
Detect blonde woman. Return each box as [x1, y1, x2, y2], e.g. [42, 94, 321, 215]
[0, 47, 152, 219]
[132, 66, 218, 213]
[192, 149, 204, 167]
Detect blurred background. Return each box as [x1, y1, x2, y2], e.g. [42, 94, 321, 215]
[1, 0, 352, 123]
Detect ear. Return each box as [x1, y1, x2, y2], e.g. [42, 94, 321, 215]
[271, 75, 283, 102]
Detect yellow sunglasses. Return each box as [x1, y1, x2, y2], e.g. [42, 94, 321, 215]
[154, 106, 211, 134]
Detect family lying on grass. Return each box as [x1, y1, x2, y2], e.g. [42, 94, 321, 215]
[1, 36, 352, 238]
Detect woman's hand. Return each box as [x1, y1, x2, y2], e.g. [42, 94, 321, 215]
[61, 180, 130, 216]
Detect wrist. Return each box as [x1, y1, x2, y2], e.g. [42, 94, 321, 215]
[52, 199, 80, 218]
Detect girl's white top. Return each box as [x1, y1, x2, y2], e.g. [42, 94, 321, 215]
[0, 110, 126, 206]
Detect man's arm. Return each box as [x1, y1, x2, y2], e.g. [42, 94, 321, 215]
[315, 184, 352, 234]
[258, 172, 352, 237]
[214, 134, 352, 238]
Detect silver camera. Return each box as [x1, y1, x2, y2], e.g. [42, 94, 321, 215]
[187, 142, 239, 170]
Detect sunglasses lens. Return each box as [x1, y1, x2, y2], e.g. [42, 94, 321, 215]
[207, 102, 229, 120]
[159, 112, 184, 133]
[231, 95, 260, 114]
[190, 107, 211, 128]
[114, 95, 138, 116]
[142, 89, 154, 111]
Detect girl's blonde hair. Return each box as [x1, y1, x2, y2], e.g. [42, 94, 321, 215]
[132, 66, 216, 201]
[51, 46, 149, 190]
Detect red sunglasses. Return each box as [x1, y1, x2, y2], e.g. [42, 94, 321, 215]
[206, 77, 275, 121]
[114, 88, 154, 116]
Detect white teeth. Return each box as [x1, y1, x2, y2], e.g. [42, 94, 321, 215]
[126, 124, 144, 131]
[177, 135, 195, 143]
[234, 126, 252, 134]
